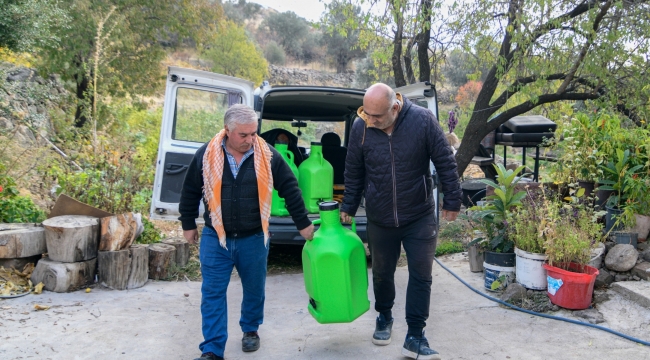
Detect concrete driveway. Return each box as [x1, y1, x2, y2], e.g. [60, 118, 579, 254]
[1, 254, 648, 360]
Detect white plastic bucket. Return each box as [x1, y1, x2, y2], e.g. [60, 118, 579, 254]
[514, 247, 547, 290]
[484, 262, 515, 291]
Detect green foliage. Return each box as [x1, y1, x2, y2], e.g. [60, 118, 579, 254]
[544, 202, 603, 271]
[202, 20, 268, 85]
[435, 240, 465, 257]
[0, 0, 68, 52]
[319, 0, 364, 73]
[599, 149, 644, 209]
[135, 217, 163, 244]
[452, 0, 650, 174]
[0, 163, 45, 223]
[222, 0, 262, 24]
[262, 11, 312, 59]
[264, 41, 286, 65]
[37, 0, 224, 125]
[465, 164, 528, 252]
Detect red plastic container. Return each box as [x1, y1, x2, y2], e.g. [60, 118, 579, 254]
[542, 263, 599, 310]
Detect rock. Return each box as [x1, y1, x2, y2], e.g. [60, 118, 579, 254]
[632, 275, 641, 281]
[615, 274, 629, 282]
[6, 68, 33, 82]
[0, 116, 13, 130]
[551, 305, 560, 312]
[605, 241, 616, 253]
[631, 262, 650, 281]
[638, 242, 649, 252]
[573, 309, 605, 324]
[595, 268, 614, 288]
[500, 283, 527, 302]
[642, 248, 650, 262]
[605, 244, 639, 272]
[593, 291, 611, 304]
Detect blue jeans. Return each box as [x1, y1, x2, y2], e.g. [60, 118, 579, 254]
[199, 227, 270, 357]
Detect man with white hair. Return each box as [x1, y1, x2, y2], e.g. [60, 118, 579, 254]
[179, 104, 314, 360]
[341, 83, 462, 360]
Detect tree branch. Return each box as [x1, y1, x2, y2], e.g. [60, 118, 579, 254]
[489, 73, 568, 108]
[489, 92, 602, 130]
[557, 0, 614, 93]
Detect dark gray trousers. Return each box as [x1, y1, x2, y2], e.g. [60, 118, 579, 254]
[368, 212, 438, 333]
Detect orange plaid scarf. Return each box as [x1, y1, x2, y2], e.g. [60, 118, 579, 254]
[203, 129, 274, 249]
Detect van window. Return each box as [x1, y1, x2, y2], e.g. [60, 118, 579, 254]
[173, 88, 230, 143]
[260, 120, 346, 148]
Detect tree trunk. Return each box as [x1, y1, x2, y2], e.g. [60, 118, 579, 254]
[99, 213, 142, 251]
[148, 243, 176, 280]
[98, 249, 130, 290]
[31, 257, 96, 293]
[403, 36, 417, 84]
[74, 72, 91, 128]
[417, 0, 432, 83]
[162, 238, 190, 267]
[127, 244, 149, 289]
[42, 215, 100, 263]
[0, 223, 46, 258]
[391, 11, 406, 87]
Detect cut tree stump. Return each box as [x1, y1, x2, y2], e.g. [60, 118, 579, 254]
[148, 243, 176, 280]
[30, 257, 96, 293]
[0, 224, 46, 258]
[42, 215, 100, 263]
[99, 213, 143, 251]
[98, 250, 129, 290]
[162, 238, 190, 267]
[127, 244, 149, 289]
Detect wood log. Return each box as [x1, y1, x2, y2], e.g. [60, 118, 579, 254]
[99, 213, 139, 251]
[98, 250, 129, 290]
[30, 257, 96, 293]
[0, 255, 41, 271]
[162, 238, 190, 267]
[42, 215, 100, 263]
[127, 244, 148, 289]
[0, 224, 46, 258]
[148, 243, 176, 280]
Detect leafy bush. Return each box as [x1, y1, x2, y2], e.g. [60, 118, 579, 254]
[0, 164, 45, 223]
[435, 240, 464, 256]
[264, 41, 286, 65]
[135, 217, 163, 244]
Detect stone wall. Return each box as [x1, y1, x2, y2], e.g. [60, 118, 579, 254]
[0, 63, 69, 147]
[267, 65, 356, 87]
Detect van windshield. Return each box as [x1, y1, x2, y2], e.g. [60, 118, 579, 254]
[260, 120, 346, 149]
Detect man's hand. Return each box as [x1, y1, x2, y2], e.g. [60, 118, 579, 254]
[184, 229, 199, 244]
[300, 224, 315, 241]
[340, 211, 353, 224]
[441, 210, 460, 222]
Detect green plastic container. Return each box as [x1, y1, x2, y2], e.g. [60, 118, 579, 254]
[302, 201, 370, 324]
[298, 142, 333, 213]
[271, 143, 299, 216]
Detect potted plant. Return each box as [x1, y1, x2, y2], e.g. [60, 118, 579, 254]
[466, 164, 527, 291]
[509, 189, 549, 290]
[542, 202, 603, 310]
[598, 149, 643, 232]
[625, 173, 650, 243]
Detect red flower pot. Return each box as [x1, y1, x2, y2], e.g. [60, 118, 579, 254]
[542, 263, 599, 310]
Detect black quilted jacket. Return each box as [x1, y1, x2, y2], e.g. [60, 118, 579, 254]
[341, 98, 462, 227]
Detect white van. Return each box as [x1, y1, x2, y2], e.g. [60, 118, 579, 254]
[150, 67, 440, 243]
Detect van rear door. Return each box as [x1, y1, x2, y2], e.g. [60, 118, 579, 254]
[150, 67, 254, 221]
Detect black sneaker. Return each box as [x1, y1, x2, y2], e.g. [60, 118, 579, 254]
[372, 313, 393, 345]
[194, 353, 223, 360]
[242, 331, 260, 352]
[401, 332, 441, 360]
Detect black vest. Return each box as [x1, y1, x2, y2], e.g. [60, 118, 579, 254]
[220, 155, 263, 238]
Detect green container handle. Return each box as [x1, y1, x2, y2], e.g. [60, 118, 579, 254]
[312, 219, 321, 226]
[351, 217, 356, 233]
[286, 150, 293, 161]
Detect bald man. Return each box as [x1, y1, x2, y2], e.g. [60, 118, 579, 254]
[340, 83, 462, 360]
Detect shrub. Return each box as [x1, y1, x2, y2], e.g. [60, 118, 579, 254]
[264, 41, 286, 65]
[0, 163, 45, 223]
